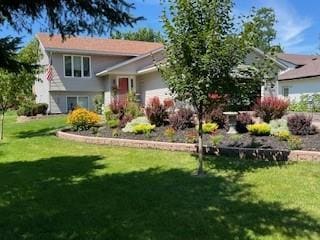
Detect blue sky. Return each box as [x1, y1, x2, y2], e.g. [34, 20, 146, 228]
[1, 0, 319, 54]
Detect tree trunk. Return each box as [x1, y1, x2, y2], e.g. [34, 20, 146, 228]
[0, 111, 4, 140]
[197, 111, 204, 175]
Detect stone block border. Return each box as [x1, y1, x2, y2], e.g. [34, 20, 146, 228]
[57, 131, 320, 162]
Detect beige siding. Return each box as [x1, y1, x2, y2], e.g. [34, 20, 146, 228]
[138, 72, 170, 105]
[50, 91, 103, 113]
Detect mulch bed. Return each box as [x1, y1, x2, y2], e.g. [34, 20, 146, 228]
[67, 125, 320, 151]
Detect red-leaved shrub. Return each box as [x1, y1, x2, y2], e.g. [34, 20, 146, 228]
[145, 97, 169, 126]
[287, 114, 317, 135]
[254, 97, 289, 123]
[236, 113, 254, 133]
[109, 99, 126, 114]
[205, 107, 227, 129]
[169, 108, 195, 130]
[163, 98, 174, 109]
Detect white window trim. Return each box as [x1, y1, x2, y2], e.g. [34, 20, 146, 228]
[66, 96, 89, 111]
[63, 55, 91, 78]
[116, 76, 136, 93]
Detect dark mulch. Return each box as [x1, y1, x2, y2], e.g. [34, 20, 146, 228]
[66, 125, 320, 151]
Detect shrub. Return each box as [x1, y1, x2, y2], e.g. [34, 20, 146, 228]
[164, 127, 176, 142]
[269, 119, 289, 136]
[17, 102, 48, 116]
[145, 97, 169, 126]
[254, 97, 289, 122]
[168, 108, 195, 130]
[107, 119, 120, 128]
[33, 103, 48, 115]
[122, 117, 150, 133]
[211, 134, 224, 147]
[289, 94, 320, 112]
[93, 95, 103, 114]
[185, 131, 197, 143]
[274, 130, 290, 141]
[125, 101, 141, 119]
[132, 123, 155, 134]
[288, 135, 302, 150]
[104, 107, 113, 121]
[201, 122, 219, 134]
[287, 114, 317, 135]
[247, 123, 271, 136]
[235, 113, 253, 133]
[205, 108, 226, 129]
[229, 134, 242, 142]
[163, 98, 174, 109]
[67, 108, 101, 131]
[109, 99, 126, 114]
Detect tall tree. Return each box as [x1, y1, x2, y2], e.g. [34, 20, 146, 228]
[0, 39, 41, 140]
[243, 7, 282, 53]
[161, 0, 265, 175]
[111, 27, 164, 42]
[159, 0, 270, 174]
[0, 0, 143, 70]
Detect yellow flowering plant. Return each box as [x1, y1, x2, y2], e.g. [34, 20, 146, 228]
[67, 108, 101, 131]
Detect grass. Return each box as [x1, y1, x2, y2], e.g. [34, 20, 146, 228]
[0, 112, 320, 239]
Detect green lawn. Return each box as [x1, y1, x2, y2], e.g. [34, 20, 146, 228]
[0, 112, 320, 240]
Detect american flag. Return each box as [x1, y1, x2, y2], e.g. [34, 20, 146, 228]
[45, 64, 53, 81]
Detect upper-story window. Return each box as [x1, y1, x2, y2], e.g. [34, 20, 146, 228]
[64, 55, 91, 78]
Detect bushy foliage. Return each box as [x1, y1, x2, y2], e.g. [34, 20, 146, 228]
[107, 119, 120, 129]
[163, 98, 175, 109]
[289, 94, 320, 112]
[211, 134, 224, 147]
[132, 123, 155, 134]
[185, 131, 197, 143]
[145, 97, 169, 126]
[93, 95, 103, 114]
[254, 97, 289, 122]
[247, 123, 271, 136]
[169, 108, 195, 130]
[67, 108, 101, 131]
[109, 99, 126, 114]
[288, 135, 303, 150]
[235, 113, 253, 133]
[274, 130, 290, 141]
[287, 114, 317, 135]
[122, 117, 150, 133]
[269, 119, 289, 136]
[164, 127, 176, 142]
[201, 123, 218, 134]
[205, 108, 226, 129]
[17, 102, 48, 116]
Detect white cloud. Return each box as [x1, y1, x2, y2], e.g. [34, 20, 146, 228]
[257, 0, 312, 53]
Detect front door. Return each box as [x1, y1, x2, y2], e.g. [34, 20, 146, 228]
[118, 77, 129, 103]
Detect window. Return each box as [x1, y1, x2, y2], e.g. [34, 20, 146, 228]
[64, 56, 72, 76]
[283, 87, 290, 97]
[67, 96, 89, 112]
[64, 55, 91, 77]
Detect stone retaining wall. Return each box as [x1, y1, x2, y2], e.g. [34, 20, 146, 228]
[57, 131, 320, 162]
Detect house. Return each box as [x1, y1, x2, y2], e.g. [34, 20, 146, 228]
[35, 33, 283, 113]
[277, 53, 320, 101]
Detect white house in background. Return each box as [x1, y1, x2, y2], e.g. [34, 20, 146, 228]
[277, 53, 320, 101]
[35, 33, 284, 113]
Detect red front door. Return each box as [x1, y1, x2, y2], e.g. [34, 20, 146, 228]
[118, 77, 129, 103]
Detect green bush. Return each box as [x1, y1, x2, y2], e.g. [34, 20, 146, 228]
[289, 94, 320, 112]
[132, 123, 155, 134]
[107, 119, 120, 129]
[93, 95, 103, 114]
[274, 130, 290, 141]
[17, 102, 48, 116]
[247, 123, 271, 136]
[198, 122, 218, 134]
[122, 117, 150, 133]
[269, 119, 288, 136]
[288, 135, 302, 150]
[211, 134, 224, 147]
